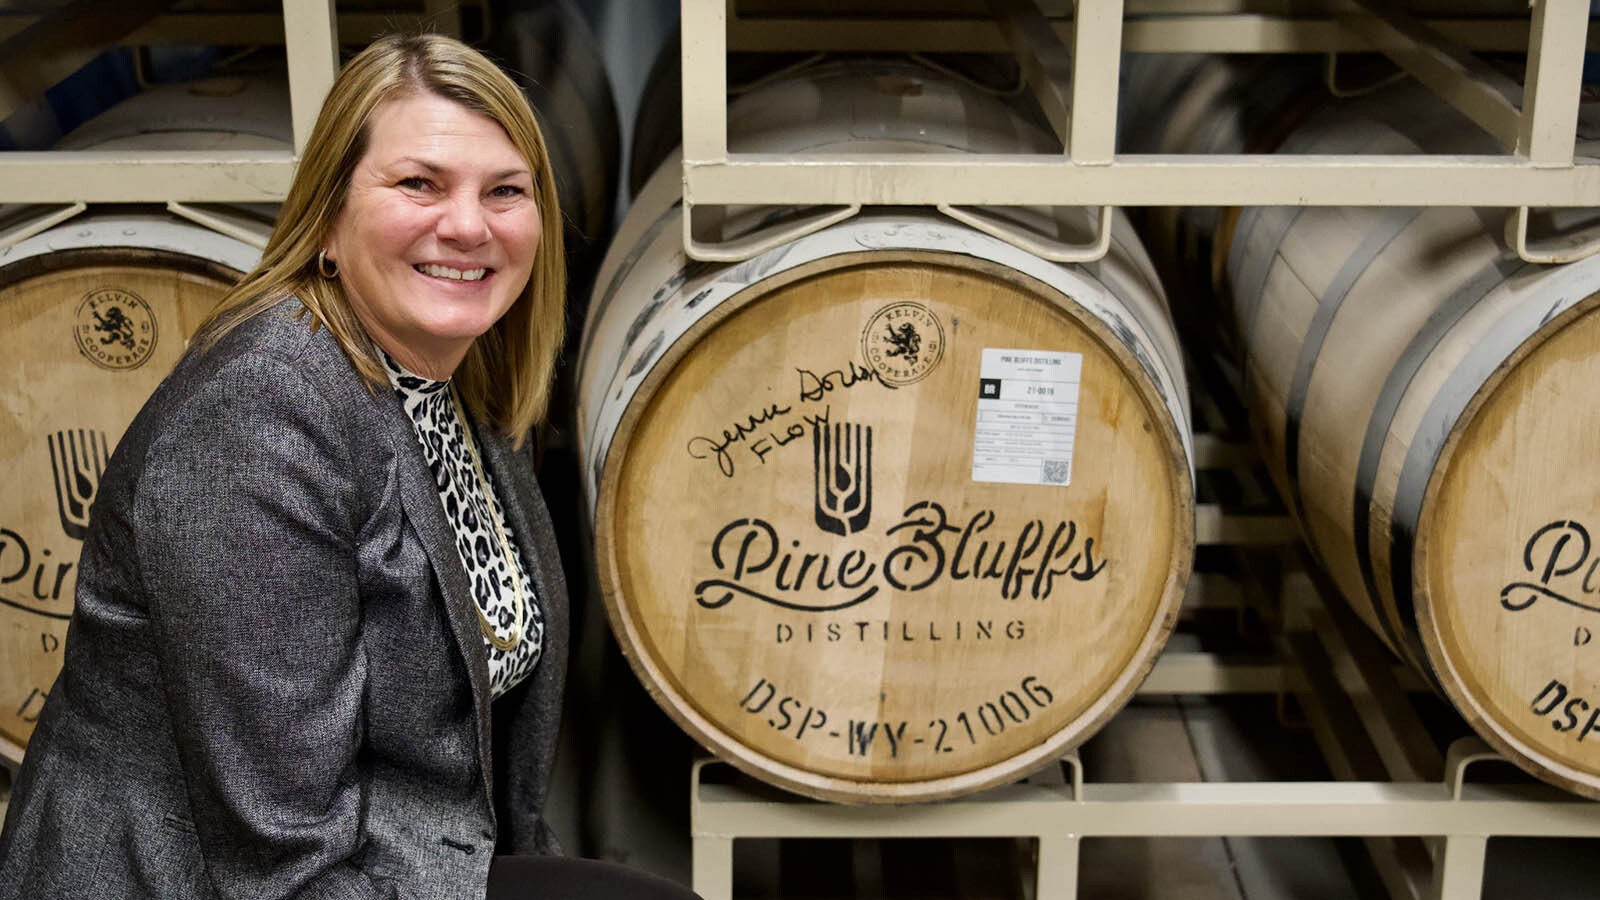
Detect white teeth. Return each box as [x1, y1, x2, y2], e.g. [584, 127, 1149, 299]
[416, 264, 487, 281]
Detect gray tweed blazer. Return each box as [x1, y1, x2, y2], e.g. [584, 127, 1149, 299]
[0, 298, 568, 900]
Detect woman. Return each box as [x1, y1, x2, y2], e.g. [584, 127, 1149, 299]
[0, 34, 617, 899]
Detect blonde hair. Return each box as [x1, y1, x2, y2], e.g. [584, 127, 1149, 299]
[197, 33, 566, 445]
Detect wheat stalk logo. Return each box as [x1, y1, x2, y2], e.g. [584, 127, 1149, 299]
[49, 430, 108, 541]
[814, 422, 872, 536]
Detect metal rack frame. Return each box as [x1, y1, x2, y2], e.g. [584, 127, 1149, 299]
[0, 1, 1592, 223]
[689, 746, 1600, 900]
[686, 430, 1600, 900]
[0, 0, 341, 202]
[681, 0, 1600, 263]
[0, 0, 486, 204]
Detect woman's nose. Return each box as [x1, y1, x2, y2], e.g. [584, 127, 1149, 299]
[437, 193, 490, 246]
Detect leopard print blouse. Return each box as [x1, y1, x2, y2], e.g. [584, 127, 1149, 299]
[384, 354, 543, 698]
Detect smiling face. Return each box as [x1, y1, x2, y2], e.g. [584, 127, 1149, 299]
[325, 91, 540, 378]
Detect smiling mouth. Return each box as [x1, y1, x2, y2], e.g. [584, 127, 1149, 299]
[415, 263, 489, 282]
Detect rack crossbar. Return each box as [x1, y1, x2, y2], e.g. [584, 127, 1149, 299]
[684, 155, 1600, 208]
[0, 153, 294, 202]
[722, 15, 1583, 55]
[693, 776, 1600, 840]
[10, 155, 1595, 208]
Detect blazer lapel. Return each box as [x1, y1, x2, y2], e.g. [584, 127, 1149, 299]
[377, 393, 498, 809]
[476, 425, 570, 806]
[475, 430, 560, 619]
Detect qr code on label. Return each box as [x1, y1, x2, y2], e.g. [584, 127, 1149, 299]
[1042, 459, 1071, 485]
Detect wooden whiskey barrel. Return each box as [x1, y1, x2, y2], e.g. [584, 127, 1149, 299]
[1220, 78, 1600, 798]
[577, 59, 1195, 803]
[485, 0, 621, 300]
[1119, 52, 1329, 341]
[0, 77, 281, 764]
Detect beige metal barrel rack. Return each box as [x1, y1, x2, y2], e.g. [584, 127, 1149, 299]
[661, 2, 1600, 898]
[577, 56, 1196, 804]
[0, 76, 286, 764]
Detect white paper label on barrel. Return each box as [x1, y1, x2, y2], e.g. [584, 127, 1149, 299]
[972, 348, 1082, 486]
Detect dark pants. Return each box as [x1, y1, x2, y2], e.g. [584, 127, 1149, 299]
[487, 856, 705, 900]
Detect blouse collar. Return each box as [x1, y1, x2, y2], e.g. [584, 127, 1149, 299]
[380, 349, 450, 398]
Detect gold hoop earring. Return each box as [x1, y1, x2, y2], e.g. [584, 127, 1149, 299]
[317, 250, 339, 279]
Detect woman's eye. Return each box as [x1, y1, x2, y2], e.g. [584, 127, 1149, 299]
[490, 184, 526, 199]
[398, 177, 431, 191]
